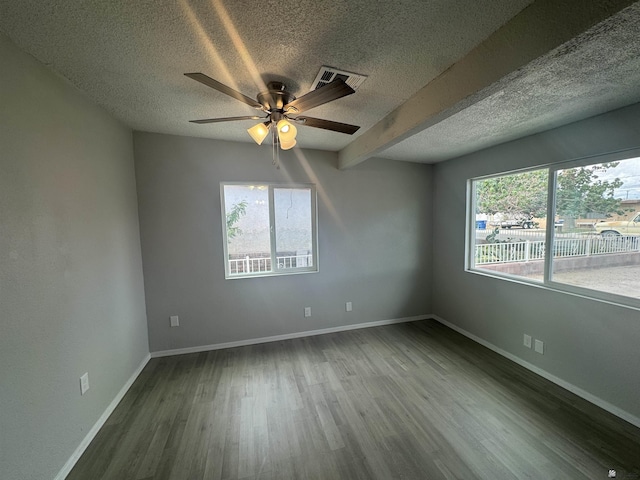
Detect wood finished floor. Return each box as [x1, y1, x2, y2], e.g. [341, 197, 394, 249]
[67, 320, 640, 480]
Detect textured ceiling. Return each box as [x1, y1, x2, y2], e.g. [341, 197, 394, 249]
[379, 2, 640, 163]
[1, 0, 639, 165]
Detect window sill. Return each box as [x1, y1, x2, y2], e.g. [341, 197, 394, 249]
[225, 268, 319, 280]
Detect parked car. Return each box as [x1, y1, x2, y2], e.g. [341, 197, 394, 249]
[594, 212, 640, 237]
[499, 218, 537, 229]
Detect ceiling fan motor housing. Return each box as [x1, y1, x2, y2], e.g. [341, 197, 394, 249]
[257, 82, 296, 112]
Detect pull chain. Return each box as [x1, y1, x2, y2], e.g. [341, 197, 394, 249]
[271, 126, 280, 169]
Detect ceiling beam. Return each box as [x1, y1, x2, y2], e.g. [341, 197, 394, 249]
[338, 0, 637, 170]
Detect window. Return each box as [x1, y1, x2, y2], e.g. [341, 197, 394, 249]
[471, 168, 549, 282]
[468, 153, 640, 306]
[221, 183, 317, 278]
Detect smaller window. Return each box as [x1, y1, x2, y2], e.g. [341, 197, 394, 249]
[221, 183, 318, 278]
[469, 168, 549, 282]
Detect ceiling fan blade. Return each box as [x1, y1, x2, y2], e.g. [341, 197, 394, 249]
[190, 116, 264, 124]
[295, 116, 360, 135]
[284, 79, 355, 114]
[185, 73, 264, 110]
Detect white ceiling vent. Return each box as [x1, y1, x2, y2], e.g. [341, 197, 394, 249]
[310, 66, 368, 92]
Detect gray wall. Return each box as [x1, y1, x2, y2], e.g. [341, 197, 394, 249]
[0, 34, 149, 480]
[432, 102, 640, 422]
[133, 132, 433, 353]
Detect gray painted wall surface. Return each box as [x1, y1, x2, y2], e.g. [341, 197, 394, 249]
[0, 34, 149, 480]
[432, 102, 640, 421]
[133, 132, 432, 352]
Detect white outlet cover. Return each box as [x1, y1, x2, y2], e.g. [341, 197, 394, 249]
[170, 315, 179, 327]
[80, 372, 90, 395]
[346, 302, 353, 312]
[524, 334, 532, 348]
[534, 339, 544, 354]
[304, 307, 311, 317]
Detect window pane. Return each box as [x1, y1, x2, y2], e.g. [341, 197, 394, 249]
[472, 169, 548, 281]
[224, 185, 271, 275]
[551, 157, 640, 300]
[274, 187, 313, 269]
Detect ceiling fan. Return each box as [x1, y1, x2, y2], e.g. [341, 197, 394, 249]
[184, 72, 360, 153]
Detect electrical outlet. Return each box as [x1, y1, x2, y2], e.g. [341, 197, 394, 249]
[304, 307, 311, 317]
[346, 302, 353, 312]
[534, 339, 544, 354]
[524, 334, 532, 348]
[80, 372, 90, 395]
[170, 315, 179, 327]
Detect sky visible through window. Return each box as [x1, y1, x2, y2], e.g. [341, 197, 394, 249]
[599, 156, 640, 200]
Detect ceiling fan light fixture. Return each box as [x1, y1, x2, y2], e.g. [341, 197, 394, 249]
[280, 138, 297, 150]
[277, 119, 297, 143]
[247, 122, 270, 145]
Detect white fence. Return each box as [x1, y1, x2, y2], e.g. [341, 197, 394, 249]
[475, 227, 574, 240]
[276, 254, 312, 269]
[229, 254, 313, 274]
[229, 256, 270, 274]
[475, 236, 640, 265]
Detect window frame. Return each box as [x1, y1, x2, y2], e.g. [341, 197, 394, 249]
[220, 182, 318, 279]
[466, 148, 640, 311]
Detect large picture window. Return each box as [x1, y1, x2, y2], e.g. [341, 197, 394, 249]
[221, 183, 317, 278]
[468, 153, 640, 306]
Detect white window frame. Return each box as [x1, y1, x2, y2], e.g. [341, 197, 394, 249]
[220, 182, 318, 279]
[466, 148, 640, 311]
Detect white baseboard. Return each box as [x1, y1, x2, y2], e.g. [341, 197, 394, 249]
[150, 315, 429, 358]
[431, 315, 640, 430]
[54, 353, 151, 480]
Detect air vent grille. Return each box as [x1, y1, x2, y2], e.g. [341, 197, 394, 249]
[310, 66, 368, 92]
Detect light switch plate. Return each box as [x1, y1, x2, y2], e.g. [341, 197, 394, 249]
[524, 334, 532, 348]
[170, 315, 179, 327]
[534, 339, 544, 354]
[346, 302, 353, 312]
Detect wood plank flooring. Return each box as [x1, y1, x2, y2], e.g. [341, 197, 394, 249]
[67, 320, 640, 479]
